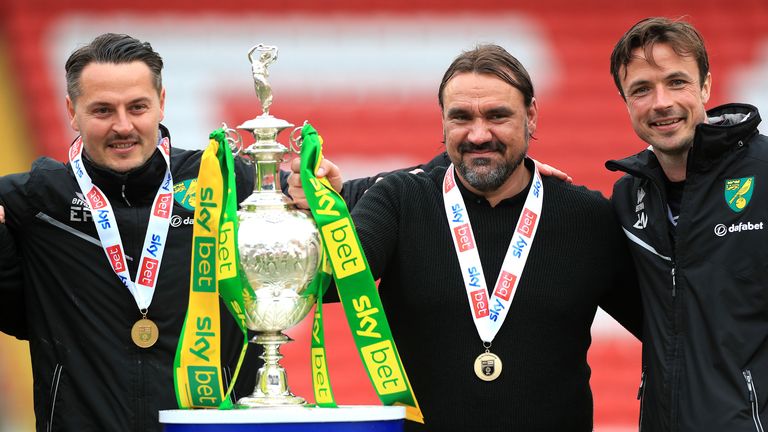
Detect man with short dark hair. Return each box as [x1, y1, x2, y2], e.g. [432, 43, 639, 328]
[606, 17, 768, 431]
[0, 33, 262, 431]
[291, 43, 642, 431]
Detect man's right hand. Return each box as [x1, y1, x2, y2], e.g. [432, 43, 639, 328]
[287, 158, 343, 210]
[0, 205, 5, 224]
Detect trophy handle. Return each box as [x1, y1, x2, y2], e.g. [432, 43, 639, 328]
[288, 121, 308, 155]
[222, 122, 244, 156]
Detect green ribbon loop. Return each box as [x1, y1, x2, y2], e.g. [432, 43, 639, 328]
[299, 123, 423, 423]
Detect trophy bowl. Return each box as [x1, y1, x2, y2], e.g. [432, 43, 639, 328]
[238, 207, 320, 334]
[236, 183, 321, 406]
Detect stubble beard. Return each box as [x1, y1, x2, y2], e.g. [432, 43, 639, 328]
[455, 130, 529, 192]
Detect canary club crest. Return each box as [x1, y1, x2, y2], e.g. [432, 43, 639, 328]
[724, 177, 754, 213]
[173, 179, 198, 211]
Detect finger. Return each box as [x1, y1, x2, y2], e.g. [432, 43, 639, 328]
[290, 157, 301, 173]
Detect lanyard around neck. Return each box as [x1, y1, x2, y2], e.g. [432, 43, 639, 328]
[442, 163, 543, 343]
[69, 136, 174, 312]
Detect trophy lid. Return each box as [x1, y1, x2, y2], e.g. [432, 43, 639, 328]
[237, 114, 294, 132]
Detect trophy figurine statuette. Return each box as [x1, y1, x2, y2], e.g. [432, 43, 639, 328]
[234, 43, 322, 407]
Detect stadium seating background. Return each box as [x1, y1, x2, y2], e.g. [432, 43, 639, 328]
[1, 1, 767, 430]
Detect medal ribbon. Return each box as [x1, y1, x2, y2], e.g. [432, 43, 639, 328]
[174, 130, 252, 409]
[68, 135, 173, 313]
[442, 164, 543, 344]
[299, 123, 424, 423]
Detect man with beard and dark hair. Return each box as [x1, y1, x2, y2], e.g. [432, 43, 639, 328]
[288, 44, 641, 431]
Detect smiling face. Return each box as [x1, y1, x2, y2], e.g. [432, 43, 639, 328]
[442, 72, 537, 197]
[66, 61, 165, 173]
[620, 43, 711, 157]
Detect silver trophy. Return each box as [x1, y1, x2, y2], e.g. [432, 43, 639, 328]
[233, 44, 322, 407]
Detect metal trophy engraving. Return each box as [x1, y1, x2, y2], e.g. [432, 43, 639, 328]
[233, 44, 322, 406]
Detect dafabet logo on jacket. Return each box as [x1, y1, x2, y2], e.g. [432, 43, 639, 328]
[173, 179, 198, 211]
[724, 177, 754, 213]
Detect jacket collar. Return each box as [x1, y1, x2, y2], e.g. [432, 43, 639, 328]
[688, 103, 760, 172]
[606, 104, 761, 178]
[79, 124, 172, 206]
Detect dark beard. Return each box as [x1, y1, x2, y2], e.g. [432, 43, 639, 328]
[456, 140, 526, 192]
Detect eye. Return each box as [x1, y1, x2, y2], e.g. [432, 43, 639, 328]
[489, 113, 508, 121]
[91, 106, 112, 116]
[669, 79, 687, 88]
[129, 103, 149, 113]
[449, 113, 471, 122]
[630, 86, 650, 97]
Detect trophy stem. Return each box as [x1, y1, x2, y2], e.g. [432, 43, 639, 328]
[237, 332, 306, 407]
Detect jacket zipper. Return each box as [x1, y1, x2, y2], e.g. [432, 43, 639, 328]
[744, 369, 766, 432]
[637, 368, 647, 431]
[47, 364, 63, 432]
[671, 267, 676, 298]
[669, 260, 681, 432]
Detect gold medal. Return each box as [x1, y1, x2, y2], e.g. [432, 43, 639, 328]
[131, 317, 159, 348]
[474, 351, 502, 381]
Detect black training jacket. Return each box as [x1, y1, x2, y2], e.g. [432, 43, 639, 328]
[607, 104, 768, 431]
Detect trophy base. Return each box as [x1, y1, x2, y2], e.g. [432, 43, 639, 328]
[237, 392, 306, 407]
[237, 332, 306, 408]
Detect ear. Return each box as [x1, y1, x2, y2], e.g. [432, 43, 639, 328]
[527, 97, 539, 137]
[700, 72, 712, 105]
[158, 87, 166, 122]
[66, 96, 79, 132]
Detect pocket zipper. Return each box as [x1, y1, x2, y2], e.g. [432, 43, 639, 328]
[47, 364, 63, 432]
[743, 369, 766, 432]
[637, 369, 647, 432]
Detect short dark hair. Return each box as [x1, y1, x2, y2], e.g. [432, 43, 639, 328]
[65, 33, 164, 101]
[610, 17, 709, 100]
[438, 44, 535, 109]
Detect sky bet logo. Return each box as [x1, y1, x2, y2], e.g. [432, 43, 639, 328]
[454, 223, 475, 251]
[138, 257, 160, 287]
[159, 137, 170, 156]
[516, 208, 537, 238]
[153, 193, 173, 218]
[532, 176, 542, 198]
[96, 210, 112, 229]
[68, 140, 82, 162]
[511, 235, 529, 258]
[493, 271, 516, 301]
[145, 234, 163, 258]
[87, 187, 107, 210]
[444, 168, 456, 193]
[106, 245, 126, 273]
[451, 203, 465, 223]
[468, 266, 489, 318]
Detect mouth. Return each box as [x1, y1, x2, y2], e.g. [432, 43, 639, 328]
[458, 141, 506, 155]
[649, 117, 684, 129]
[107, 138, 140, 152]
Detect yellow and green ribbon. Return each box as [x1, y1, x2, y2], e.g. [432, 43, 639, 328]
[299, 123, 424, 423]
[174, 130, 250, 410]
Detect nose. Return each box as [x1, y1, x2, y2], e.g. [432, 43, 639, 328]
[652, 85, 673, 111]
[112, 108, 135, 135]
[467, 119, 492, 144]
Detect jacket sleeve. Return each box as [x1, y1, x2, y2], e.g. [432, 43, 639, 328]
[0, 171, 32, 340]
[336, 152, 450, 210]
[234, 156, 256, 203]
[278, 152, 451, 210]
[0, 223, 26, 340]
[598, 214, 643, 340]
